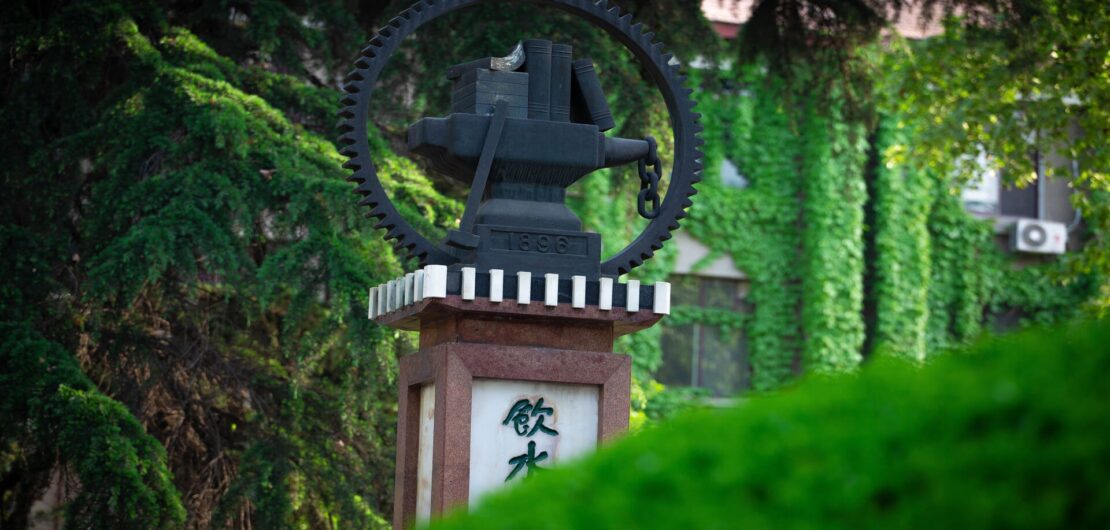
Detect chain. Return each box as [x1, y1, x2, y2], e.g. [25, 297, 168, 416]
[637, 136, 662, 219]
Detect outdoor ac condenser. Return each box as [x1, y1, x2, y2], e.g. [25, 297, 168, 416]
[1012, 218, 1068, 254]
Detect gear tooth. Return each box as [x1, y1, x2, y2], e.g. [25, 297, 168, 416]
[338, 107, 356, 119]
[338, 121, 356, 133]
[681, 87, 694, 97]
[343, 82, 360, 94]
[345, 69, 363, 82]
[378, 27, 394, 38]
[607, 6, 621, 17]
[388, 16, 405, 28]
[342, 159, 362, 171]
[339, 145, 358, 157]
[667, 221, 681, 231]
[620, 13, 633, 27]
[340, 94, 358, 106]
[659, 232, 673, 241]
[661, 52, 674, 65]
[643, 32, 655, 44]
[691, 111, 702, 121]
[694, 137, 705, 147]
[338, 132, 357, 146]
[355, 180, 377, 194]
[365, 37, 385, 52]
[631, 23, 644, 35]
[682, 198, 695, 208]
[354, 56, 371, 69]
[374, 218, 395, 231]
[358, 195, 379, 207]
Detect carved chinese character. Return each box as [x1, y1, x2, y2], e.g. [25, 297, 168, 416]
[505, 440, 548, 482]
[502, 397, 559, 437]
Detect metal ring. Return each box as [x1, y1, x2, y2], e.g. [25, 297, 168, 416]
[339, 0, 703, 275]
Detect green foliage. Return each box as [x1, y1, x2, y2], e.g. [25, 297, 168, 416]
[3, 0, 1106, 526]
[866, 118, 933, 360]
[798, 100, 869, 372]
[683, 67, 804, 391]
[874, 2, 1110, 310]
[990, 262, 1102, 328]
[0, 1, 457, 525]
[0, 0, 721, 525]
[432, 319, 1110, 530]
[924, 188, 1000, 350]
[675, 65, 871, 390]
[0, 323, 185, 529]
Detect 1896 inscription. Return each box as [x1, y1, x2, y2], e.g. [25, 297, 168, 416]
[513, 232, 568, 254]
[489, 230, 588, 256]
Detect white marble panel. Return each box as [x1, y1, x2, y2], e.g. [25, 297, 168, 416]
[368, 286, 377, 319]
[461, 267, 476, 300]
[544, 273, 559, 306]
[626, 279, 640, 312]
[598, 277, 613, 310]
[468, 379, 599, 506]
[416, 384, 436, 522]
[653, 281, 671, 315]
[516, 271, 531, 304]
[424, 265, 448, 299]
[414, 270, 425, 302]
[489, 269, 504, 302]
[572, 275, 586, 308]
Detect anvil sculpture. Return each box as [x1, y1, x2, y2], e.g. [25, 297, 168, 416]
[407, 40, 651, 279]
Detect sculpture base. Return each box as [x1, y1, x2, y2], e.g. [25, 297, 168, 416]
[389, 296, 657, 528]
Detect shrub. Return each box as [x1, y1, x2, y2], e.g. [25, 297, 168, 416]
[432, 320, 1110, 530]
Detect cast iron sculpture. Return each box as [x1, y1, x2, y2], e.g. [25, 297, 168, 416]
[340, 0, 702, 278]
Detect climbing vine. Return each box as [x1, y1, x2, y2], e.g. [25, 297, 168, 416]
[867, 118, 933, 360]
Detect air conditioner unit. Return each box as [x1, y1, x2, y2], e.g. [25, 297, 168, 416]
[1012, 218, 1067, 254]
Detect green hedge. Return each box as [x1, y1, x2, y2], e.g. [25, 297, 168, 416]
[432, 320, 1110, 530]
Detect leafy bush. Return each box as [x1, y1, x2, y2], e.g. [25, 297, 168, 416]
[433, 320, 1110, 530]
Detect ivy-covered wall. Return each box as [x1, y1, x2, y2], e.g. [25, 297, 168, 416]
[581, 64, 1104, 403]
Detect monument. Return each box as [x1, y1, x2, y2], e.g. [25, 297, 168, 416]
[339, 1, 701, 527]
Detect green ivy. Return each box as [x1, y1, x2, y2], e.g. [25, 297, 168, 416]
[867, 118, 933, 360]
[798, 98, 869, 372]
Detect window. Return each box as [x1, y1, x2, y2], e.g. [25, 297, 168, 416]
[658, 275, 751, 397]
[719, 159, 749, 189]
[961, 150, 1076, 223]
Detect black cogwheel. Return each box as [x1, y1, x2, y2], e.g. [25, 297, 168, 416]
[339, 0, 703, 276]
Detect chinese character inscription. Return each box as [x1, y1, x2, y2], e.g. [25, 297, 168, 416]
[502, 397, 558, 481]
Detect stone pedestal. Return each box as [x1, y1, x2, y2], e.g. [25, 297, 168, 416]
[371, 267, 668, 529]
